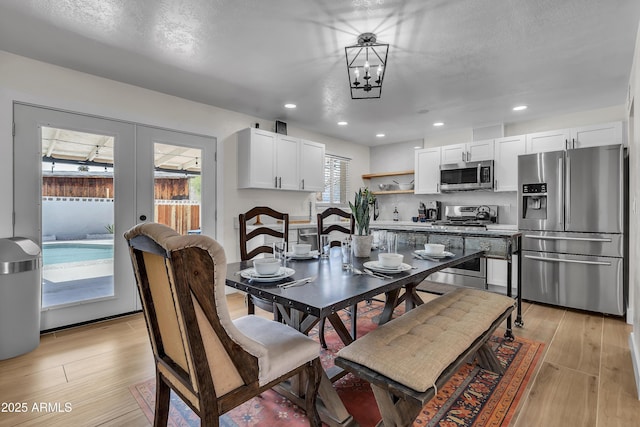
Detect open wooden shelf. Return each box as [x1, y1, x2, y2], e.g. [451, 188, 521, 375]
[362, 170, 414, 180]
[371, 190, 415, 195]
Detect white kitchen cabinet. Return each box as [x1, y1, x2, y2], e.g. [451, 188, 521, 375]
[237, 128, 325, 191]
[299, 139, 325, 191]
[525, 128, 570, 153]
[525, 121, 623, 154]
[275, 134, 300, 190]
[570, 121, 624, 148]
[493, 135, 526, 192]
[441, 139, 494, 164]
[237, 128, 277, 189]
[486, 257, 518, 293]
[414, 147, 441, 194]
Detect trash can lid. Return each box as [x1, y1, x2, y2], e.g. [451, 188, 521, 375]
[0, 238, 41, 262]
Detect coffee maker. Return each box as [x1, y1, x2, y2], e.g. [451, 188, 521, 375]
[426, 201, 441, 221]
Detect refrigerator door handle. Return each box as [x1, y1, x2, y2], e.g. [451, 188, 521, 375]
[524, 255, 611, 266]
[558, 157, 564, 228]
[524, 234, 613, 243]
[566, 154, 571, 227]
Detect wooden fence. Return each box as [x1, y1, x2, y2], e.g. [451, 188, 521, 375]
[155, 202, 201, 235]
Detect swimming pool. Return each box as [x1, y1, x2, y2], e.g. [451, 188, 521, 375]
[42, 243, 114, 265]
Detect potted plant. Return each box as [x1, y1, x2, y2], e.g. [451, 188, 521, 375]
[349, 187, 375, 257]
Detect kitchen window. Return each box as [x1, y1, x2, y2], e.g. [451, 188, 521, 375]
[317, 154, 350, 206]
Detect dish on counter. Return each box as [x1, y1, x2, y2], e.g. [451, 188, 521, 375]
[363, 261, 412, 273]
[285, 250, 319, 260]
[414, 250, 455, 259]
[240, 267, 295, 282]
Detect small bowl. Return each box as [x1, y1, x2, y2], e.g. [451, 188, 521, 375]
[378, 253, 403, 268]
[253, 258, 281, 275]
[398, 183, 414, 190]
[292, 243, 311, 256]
[423, 243, 445, 255]
[378, 183, 392, 191]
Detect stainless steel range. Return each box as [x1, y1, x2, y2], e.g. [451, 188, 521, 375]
[427, 205, 498, 288]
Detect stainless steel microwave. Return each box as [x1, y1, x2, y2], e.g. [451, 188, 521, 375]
[440, 160, 493, 192]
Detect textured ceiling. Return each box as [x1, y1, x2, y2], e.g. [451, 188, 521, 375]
[1, 0, 639, 145]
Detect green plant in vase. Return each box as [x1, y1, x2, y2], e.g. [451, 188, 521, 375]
[349, 188, 375, 257]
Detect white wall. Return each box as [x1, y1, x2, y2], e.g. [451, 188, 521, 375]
[627, 21, 640, 399]
[0, 50, 369, 263]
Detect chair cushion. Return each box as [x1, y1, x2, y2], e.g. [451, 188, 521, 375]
[234, 315, 320, 386]
[336, 288, 515, 392]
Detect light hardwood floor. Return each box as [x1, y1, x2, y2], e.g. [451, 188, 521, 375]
[0, 292, 638, 427]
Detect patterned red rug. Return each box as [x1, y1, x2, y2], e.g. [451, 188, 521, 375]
[130, 301, 543, 426]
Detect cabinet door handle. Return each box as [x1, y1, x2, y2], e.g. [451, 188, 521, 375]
[494, 179, 498, 189]
[275, 176, 278, 188]
[572, 138, 576, 149]
[278, 176, 282, 188]
[467, 151, 471, 162]
[301, 179, 305, 190]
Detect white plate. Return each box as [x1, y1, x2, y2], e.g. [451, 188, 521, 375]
[363, 261, 412, 273]
[240, 267, 295, 282]
[414, 250, 455, 259]
[286, 250, 319, 260]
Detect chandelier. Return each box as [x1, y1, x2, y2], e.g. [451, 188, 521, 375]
[345, 32, 389, 99]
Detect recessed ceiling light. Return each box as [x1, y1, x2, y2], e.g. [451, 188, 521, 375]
[284, 103, 297, 109]
[513, 105, 527, 111]
[376, 133, 385, 138]
[433, 122, 444, 127]
[337, 121, 348, 126]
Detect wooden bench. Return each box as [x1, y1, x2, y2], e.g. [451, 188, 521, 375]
[334, 288, 516, 427]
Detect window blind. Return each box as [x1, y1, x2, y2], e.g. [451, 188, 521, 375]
[317, 154, 350, 206]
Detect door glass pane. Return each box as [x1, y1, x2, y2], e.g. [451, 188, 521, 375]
[41, 127, 115, 308]
[153, 143, 202, 234]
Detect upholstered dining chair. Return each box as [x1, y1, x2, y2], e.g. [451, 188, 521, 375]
[125, 223, 322, 427]
[238, 206, 289, 318]
[316, 207, 356, 349]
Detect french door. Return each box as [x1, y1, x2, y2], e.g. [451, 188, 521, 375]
[13, 103, 216, 330]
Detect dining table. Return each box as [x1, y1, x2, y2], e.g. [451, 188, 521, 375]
[225, 244, 505, 427]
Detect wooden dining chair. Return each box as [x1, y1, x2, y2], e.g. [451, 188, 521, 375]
[239, 206, 289, 317]
[317, 207, 355, 248]
[125, 223, 322, 427]
[316, 207, 356, 348]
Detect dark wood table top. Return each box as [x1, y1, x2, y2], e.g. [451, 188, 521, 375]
[225, 245, 484, 318]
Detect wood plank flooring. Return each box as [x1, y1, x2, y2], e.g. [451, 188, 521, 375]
[0, 293, 639, 426]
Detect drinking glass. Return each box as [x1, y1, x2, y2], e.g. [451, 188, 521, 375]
[378, 230, 387, 251]
[319, 234, 330, 258]
[341, 238, 352, 270]
[273, 241, 287, 268]
[386, 232, 398, 253]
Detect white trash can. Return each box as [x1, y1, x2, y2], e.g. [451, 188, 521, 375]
[0, 237, 42, 360]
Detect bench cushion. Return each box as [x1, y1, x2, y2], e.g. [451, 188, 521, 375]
[336, 288, 515, 392]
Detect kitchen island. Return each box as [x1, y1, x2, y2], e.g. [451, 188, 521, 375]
[370, 220, 523, 328]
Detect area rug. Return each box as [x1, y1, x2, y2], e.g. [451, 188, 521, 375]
[130, 301, 543, 426]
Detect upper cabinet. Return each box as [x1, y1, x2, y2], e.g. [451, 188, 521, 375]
[493, 135, 526, 192]
[571, 121, 624, 149]
[525, 129, 569, 153]
[299, 139, 325, 192]
[441, 139, 494, 164]
[525, 121, 624, 154]
[415, 147, 441, 194]
[237, 128, 325, 191]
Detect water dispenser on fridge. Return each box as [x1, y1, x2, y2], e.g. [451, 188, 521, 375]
[521, 183, 548, 221]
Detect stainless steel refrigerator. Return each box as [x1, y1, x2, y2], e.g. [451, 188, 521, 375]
[518, 144, 625, 315]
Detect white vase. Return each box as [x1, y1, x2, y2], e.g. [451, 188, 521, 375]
[352, 234, 373, 258]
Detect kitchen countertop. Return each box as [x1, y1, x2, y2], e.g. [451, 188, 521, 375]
[370, 221, 520, 238]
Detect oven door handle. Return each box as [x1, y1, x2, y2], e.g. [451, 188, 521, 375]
[524, 234, 612, 243]
[524, 255, 611, 266]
